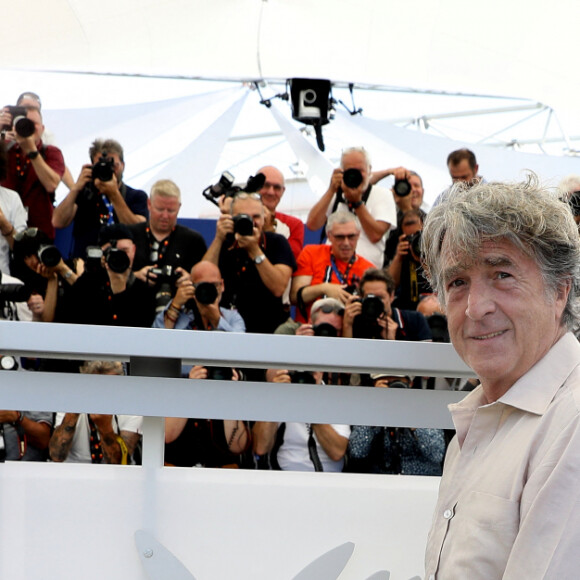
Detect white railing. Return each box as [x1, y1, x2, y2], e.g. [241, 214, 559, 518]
[0, 321, 472, 580]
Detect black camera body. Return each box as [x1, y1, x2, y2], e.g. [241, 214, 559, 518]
[92, 156, 115, 182]
[312, 322, 338, 337]
[1, 105, 35, 138]
[405, 231, 422, 262]
[206, 366, 233, 381]
[288, 370, 317, 385]
[147, 265, 181, 313]
[342, 168, 363, 189]
[203, 172, 266, 205]
[233, 214, 254, 236]
[393, 178, 411, 197]
[353, 294, 385, 340]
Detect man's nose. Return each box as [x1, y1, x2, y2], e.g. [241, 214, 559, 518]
[465, 283, 495, 321]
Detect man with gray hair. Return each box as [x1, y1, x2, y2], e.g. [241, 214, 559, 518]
[291, 210, 374, 322]
[422, 175, 580, 579]
[306, 147, 397, 267]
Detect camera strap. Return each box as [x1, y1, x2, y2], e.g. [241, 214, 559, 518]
[307, 425, 324, 472]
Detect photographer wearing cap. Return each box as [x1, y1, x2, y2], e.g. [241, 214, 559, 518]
[306, 147, 397, 267]
[130, 179, 206, 286]
[291, 211, 374, 323]
[0, 105, 65, 240]
[68, 224, 155, 327]
[387, 208, 432, 310]
[52, 138, 148, 258]
[203, 192, 295, 334]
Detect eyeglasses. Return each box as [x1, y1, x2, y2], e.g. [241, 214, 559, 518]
[14, 227, 39, 242]
[316, 303, 345, 316]
[329, 233, 359, 242]
[233, 192, 262, 202]
[261, 181, 284, 193]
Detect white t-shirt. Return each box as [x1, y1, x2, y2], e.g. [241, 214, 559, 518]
[276, 422, 351, 472]
[54, 413, 142, 463]
[0, 186, 28, 274]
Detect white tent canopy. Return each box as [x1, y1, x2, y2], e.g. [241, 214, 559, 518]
[2, 0, 579, 217]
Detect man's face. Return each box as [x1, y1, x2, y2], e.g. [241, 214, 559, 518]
[328, 221, 360, 262]
[361, 280, 393, 318]
[258, 166, 285, 212]
[149, 195, 180, 235]
[92, 151, 124, 181]
[449, 159, 478, 184]
[312, 311, 343, 336]
[409, 175, 424, 210]
[442, 238, 568, 400]
[232, 197, 264, 232]
[342, 151, 370, 190]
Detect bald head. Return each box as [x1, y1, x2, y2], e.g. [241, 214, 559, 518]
[191, 261, 222, 284]
[257, 165, 286, 212]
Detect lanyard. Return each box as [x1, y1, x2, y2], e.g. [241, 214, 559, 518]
[330, 254, 356, 285]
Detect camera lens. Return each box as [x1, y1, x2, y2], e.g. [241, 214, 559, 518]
[105, 248, 130, 273]
[361, 295, 384, 319]
[313, 322, 338, 337]
[288, 371, 317, 385]
[233, 214, 254, 236]
[394, 178, 411, 197]
[38, 244, 62, 268]
[194, 282, 218, 305]
[14, 116, 36, 138]
[92, 158, 114, 182]
[342, 168, 363, 189]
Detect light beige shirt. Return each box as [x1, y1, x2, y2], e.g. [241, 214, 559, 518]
[425, 332, 580, 579]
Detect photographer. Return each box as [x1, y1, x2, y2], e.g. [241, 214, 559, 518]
[0, 105, 65, 240]
[343, 268, 431, 342]
[153, 260, 245, 333]
[252, 369, 350, 472]
[347, 374, 445, 475]
[130, 179, 206, 285]
[306, 147, 397, 267]
[52, 138, 148, 258]
[291, 211, 374, 323]
[387, 208, 431, 310]
[203, 192, 295, 334]
[68, 224, 155, 328]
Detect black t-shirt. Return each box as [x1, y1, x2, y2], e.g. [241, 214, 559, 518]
[68, 268, 156, 328]
[129, 223, 207, 274]
[71, 183, 149, 258]
[218, 232, 296, 334]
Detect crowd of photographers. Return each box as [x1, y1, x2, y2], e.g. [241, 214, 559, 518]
[7, 94, 574, 472]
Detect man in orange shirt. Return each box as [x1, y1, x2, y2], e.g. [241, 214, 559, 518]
[291, 211, 374, 322]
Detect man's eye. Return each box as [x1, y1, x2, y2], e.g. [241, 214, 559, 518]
[448, 279, 464, 289]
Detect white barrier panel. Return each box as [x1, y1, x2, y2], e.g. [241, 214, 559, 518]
[0, 322, 471, 579]
[0, 463, 439, 580]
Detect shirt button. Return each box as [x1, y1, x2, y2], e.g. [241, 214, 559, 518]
[443, 509, 453, 519]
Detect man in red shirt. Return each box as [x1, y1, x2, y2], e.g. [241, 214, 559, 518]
[291, 211, 374, 322]
[0, 106, 64, 240]
[257, 165, 304, 259]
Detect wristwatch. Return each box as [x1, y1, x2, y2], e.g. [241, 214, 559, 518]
[254, 253, 266, 265]
[27, 150, 40, 160]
